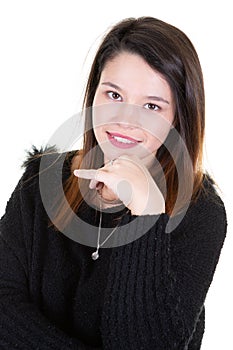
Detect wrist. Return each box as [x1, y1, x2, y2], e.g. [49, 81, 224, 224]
[128, 194, 165, 216]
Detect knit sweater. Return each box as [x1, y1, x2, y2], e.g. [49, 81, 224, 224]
[0, 148, 227, 350]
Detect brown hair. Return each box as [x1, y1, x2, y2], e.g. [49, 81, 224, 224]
[54, 16, 205, 229]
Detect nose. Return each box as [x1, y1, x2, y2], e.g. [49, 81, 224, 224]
[115, 103, 142, 129]
[116, 122, 136, 129]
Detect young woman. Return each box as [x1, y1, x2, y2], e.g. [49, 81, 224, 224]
[0, 17, 227, 349]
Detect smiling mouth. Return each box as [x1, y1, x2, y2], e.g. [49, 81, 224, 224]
[106, 131, 142, 149]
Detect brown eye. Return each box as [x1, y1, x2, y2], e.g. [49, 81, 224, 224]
[107, 91, 122, 101]
[145, 103, 160, 111]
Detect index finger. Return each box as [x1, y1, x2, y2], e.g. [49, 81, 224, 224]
[73, 169, 97, 180]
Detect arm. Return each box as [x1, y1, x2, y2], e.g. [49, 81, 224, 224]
[100, 184, 227, 349]
[0, 237, 101, 350]
[0, 154, 102, 350]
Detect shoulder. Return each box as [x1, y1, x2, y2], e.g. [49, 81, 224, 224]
[9, 146, 80, 212]
[21, 145, 57, 169]
[21, 145, 79, 184]
[192, 174, 226, 224]
[186, 174, 226, 223]
[2, 145, 79, 220]
[170, 174, 227, 243]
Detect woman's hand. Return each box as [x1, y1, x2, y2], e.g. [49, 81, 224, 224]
[74, 155, 165, 215]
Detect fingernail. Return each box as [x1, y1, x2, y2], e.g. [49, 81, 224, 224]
[89, 180, 94, 189]
[73, 170, 79, 177]
[89, 179, 97, 189]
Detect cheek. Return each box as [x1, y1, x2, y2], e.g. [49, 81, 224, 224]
[93, 89, 104, 106]
[93, 126, 100, 142]
[146, 135, 162, 154]
[145, 124, 171, 153]
[93, 126, 106, 144]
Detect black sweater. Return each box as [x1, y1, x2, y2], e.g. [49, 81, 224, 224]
[0, 149, 227, 350]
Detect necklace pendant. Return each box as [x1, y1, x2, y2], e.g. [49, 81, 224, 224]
[92, 251, 99, 260]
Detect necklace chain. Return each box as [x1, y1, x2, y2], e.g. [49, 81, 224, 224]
[91, 202, 120, 260]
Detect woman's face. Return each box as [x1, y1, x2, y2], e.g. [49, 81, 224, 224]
[92, 51, 175, 165]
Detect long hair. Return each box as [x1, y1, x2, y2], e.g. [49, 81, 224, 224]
[53, 16, 205, 229]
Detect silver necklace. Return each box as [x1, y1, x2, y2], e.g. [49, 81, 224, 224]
[91, 202, 120, 260]
[91, 158, 125, 260]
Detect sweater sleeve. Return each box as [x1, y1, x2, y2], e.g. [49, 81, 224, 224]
[0, 154, 102, 350]
[100, 184, 227, 350]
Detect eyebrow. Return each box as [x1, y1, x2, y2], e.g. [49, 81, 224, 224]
[101, 81, 170, 104]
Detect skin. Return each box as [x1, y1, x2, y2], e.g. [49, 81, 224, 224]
[74, 52, 175, 215]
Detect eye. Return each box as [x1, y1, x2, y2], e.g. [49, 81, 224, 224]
[107, 91, 122, 101]
[144, 103, 160, 111]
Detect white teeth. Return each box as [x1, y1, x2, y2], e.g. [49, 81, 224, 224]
[112, 135, 136, 144]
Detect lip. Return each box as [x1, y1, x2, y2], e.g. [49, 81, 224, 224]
[106, 131, 142, 149]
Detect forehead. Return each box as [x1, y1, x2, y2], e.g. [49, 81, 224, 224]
[102, 52, 158, 80]
[100, 52, 172, 97]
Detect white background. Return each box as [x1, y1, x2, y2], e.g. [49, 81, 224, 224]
[0, 0, 232, 348]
